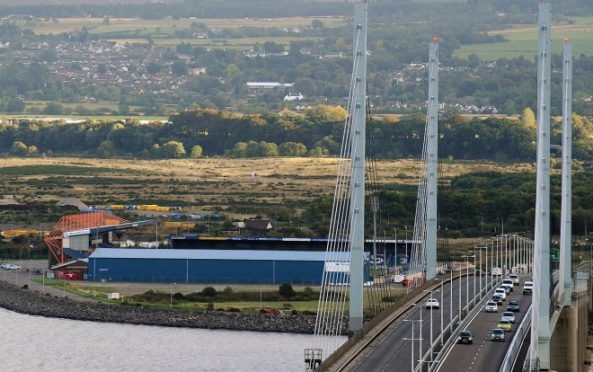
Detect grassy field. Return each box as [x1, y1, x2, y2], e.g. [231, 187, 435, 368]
[0, 157, 535, 212]
[25, 16, 345, 35]
[109, 36, 322, 48]
[454, 17, 593, 60]
[32, 277, 405, 313]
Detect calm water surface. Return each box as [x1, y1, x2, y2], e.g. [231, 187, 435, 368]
[0, 308, 343, 372]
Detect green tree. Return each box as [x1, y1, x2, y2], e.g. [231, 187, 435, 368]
[189, 145, 203, 158]
[97, 63, 108, 74]
[42, 102, 64, 115]
[279, 283, 295, 298]
[279, 142, 307, 156]
[146, 63, 162, 74]
[160, 140, 186, 158]
[10, 141, 28, 156]
[171, 60, 188, 76]
[97, 140, 116, 157]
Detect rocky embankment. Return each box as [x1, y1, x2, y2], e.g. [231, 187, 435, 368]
[0, 280, 317, 334]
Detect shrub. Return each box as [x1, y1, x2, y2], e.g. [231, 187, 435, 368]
[173, 292, 185, 300]
[282, 303, 292, 310]
[206, 302, 214, 311]
[202, 286, 217, 297]
[279, 283, 295, 298]
[227, 307, 241, 312]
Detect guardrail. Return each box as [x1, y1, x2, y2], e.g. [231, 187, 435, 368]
[431, 277, 502, 372]
[499, 304, 532, 372]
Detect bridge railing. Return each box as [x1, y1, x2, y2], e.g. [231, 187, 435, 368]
[499, 304, 531, 372]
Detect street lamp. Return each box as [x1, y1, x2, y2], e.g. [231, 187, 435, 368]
[475, 246, 487, 297]
[423, 288, 440, 362]
[170, 282, 176, 308]
[404, 318, 422, 372]
[460, 255, 473, 315]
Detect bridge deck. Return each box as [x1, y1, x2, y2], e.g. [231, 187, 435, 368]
[437, 277, 531, 372]
[346, 275, 480, 371]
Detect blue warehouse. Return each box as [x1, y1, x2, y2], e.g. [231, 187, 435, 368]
[88, 248, 351, 285]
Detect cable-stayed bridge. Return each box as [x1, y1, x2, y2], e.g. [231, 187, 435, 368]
[305, 2, 590, 371]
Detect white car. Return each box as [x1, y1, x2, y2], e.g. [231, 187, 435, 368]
[523, 281, 534, 295]
[485, 301, 498, 312]
[501, 311, 516, 323]
[501, 279, 514, 292]
[494, 288, 507, 300]
[0, 263, 21, 270]
[425, 298, 440, 309]
[509, 274, 520, 285]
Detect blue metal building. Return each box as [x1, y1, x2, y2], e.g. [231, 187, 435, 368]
[87, 248, 351, 285]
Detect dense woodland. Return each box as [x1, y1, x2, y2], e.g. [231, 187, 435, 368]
[301, 170, 593, 240]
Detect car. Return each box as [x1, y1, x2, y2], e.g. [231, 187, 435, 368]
[501, 279, 514, 292]
[425, 298, 440, 309]
[494, 288, 507, 300]
[507, 300, 520, 312]
[501, 311, 516, 323]
[458, 330, 473, 344]
[1, 263, 20, 270]
[523, 281, 534, 295]
[497, 319, 512, 332]
[485, 301, 498, 312]
[509, 274, 520, 285]
[490, 328, 505, 341]
[491, 294, 503, 305]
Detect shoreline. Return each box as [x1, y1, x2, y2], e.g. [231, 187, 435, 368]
[0, 280, 320, 334]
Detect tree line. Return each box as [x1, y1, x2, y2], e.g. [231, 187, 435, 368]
[303, 170, 593, 239]
[2, 107, 593, 161]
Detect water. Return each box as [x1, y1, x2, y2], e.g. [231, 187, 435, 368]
[0, 308, 341, 372]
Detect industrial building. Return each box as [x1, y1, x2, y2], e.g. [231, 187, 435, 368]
[88, 248, 351, 285]
[44, 211, 152, 278]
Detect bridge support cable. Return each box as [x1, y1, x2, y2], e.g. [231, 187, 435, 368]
[559, 40, 573, 307]
[366, 103, 395, 316]
[531, 1, 552, 370]
[308, 2, 367, 366]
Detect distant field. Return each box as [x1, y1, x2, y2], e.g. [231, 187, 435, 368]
[454, 17, 593, 60]
[0, 113, 168, 121]
[26, 16, 345, 35]
[113, 36, 323, 49]
[0, 157, 535, 212]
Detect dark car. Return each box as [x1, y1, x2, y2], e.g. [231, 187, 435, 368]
[507, 300, 520, 312]
[492, 294, 503, 305]
[458, 330, 473, 344]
